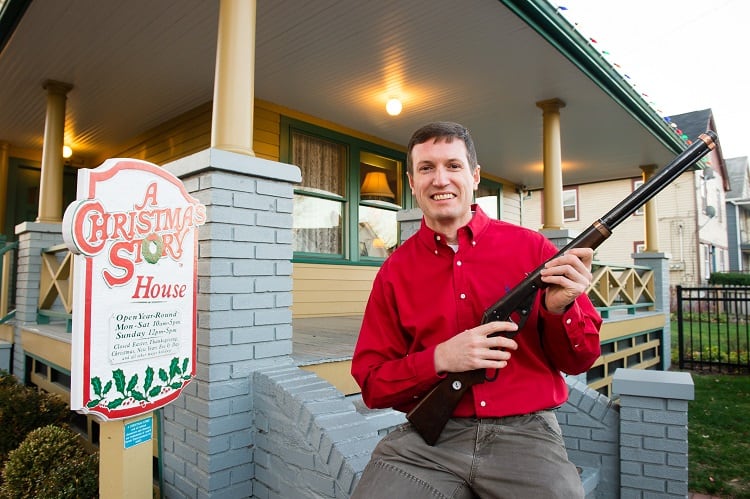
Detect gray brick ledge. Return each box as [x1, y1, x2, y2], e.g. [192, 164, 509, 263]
[164, 147, 302, 184]
[613, 368, 694, 401]
[15, 221, 63, 235]
[252, 366, 381, 495]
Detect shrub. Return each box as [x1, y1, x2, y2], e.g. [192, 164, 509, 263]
[0, 425, 98, 499]
[0, 372, 70, 463]
[708, 272, 750, 285]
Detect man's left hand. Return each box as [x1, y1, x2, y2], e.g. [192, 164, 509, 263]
[539, 247, 593, 314]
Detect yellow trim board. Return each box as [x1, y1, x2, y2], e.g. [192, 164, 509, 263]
[300, 360, 359, 396]
[600, 314, 665, 342]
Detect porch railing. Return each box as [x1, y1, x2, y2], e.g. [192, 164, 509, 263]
[37, 243, 74, 332]
[588, 261, 655, 318]
[0, 239, 18, 325]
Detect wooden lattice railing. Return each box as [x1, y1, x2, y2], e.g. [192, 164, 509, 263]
[588, 262, 655, 318]
[37, 243, 74, 331]
[0, 239, 18, 324]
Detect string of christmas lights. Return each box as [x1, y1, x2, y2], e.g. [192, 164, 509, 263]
[550, 2, 702, 155]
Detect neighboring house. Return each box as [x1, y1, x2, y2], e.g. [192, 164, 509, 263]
[0, 1, 704, 497]
[523, 108, 730, 291]
[725, 156, 750, 271]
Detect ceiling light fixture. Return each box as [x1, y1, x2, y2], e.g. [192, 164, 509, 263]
[62, 145, 73, 158]
[385, 98, 402, 116]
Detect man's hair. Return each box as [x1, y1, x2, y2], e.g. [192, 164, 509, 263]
[406, 121, 478, 174]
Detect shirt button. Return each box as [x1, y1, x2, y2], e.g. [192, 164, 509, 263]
[472, 241, 476, 246]
[480, 401, 486, 407]
[436, 235, 441, 241]
[566, 318, 572, 325]
[434, 250, 439, 255]
[460, 293, 466, 299]
[457, 260, 462, 266]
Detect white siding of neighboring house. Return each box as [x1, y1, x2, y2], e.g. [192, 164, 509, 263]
[521, 168, 729, 288]
[501, 185, 522, 225]
[522, 178, 650, 264]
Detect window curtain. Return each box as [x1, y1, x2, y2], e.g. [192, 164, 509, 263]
[292, 132, 346, 254]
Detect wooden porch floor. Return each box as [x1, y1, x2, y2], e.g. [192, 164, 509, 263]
[292, 315, 362, 366]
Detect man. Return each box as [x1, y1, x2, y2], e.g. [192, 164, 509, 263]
[351, 122, 602, 498]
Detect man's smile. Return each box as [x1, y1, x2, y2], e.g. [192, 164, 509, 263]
[432, 193, 456, 200]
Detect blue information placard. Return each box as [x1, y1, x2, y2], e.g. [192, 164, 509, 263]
[124, 417, 153, 449]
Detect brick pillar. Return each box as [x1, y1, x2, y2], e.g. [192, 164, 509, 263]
[633, 252, 672, 369]
[396, 208, 422, 243]
[538, 228, 579, 251]
[12, 221, 63, 377]
[160, 148, 300, 498]
[613, 369, 694, 498]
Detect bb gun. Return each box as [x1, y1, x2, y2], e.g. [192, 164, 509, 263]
[406, 131, 718, 445]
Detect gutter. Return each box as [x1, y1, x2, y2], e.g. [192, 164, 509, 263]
[500, 0, 686, 155]
[0, 0, 32, 56]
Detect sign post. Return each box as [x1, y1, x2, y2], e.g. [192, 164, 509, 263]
[63, 159, 205, 498]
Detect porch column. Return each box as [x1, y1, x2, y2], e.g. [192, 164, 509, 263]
[0, 142, 8, 232]
[37, 80, 73, 223]
[536, 98, 566, 231]
[640, 164, 659, 251]
[211, 0, 256, 156]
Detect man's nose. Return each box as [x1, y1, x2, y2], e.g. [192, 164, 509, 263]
[432, 166, 449, 185]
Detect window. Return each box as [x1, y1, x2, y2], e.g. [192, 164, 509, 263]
[476, 180, 502, 219]
[632, 179, 644, 216]
[359, 152, 401, 258]
[282, 117, 408, 263]
[563, 187, 578, 221]
[291, 131, 346, 255]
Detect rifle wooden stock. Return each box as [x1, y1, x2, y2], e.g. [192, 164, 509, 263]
[406, 131, 717, 445]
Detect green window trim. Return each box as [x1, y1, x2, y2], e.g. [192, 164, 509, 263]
[280, 116, 409, 265]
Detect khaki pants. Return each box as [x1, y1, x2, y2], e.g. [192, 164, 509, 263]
[352, 411, 583, 499]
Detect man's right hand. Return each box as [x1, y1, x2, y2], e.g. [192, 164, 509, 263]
[433, 321, 518, 374]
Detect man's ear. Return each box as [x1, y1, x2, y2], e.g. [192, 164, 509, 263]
[473, 165, 481, 189]
[407, 172, 415, 193]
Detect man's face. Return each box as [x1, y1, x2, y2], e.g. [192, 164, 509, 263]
[408, 137, 480, 233]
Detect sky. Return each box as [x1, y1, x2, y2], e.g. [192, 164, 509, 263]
[552, 0, 749, 160]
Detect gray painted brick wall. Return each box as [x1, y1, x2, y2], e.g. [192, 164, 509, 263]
[12, 222, 64, 377]
[614, 369, 694, 498]
[160, 149, 301, 499]
[633, 252, 672, 370]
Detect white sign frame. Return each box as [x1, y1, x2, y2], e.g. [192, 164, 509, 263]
[63, 159, 205, 420]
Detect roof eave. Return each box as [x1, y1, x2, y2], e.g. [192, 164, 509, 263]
[500, 0, 685, 154]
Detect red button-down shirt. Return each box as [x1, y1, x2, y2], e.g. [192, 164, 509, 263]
[351, 206, 602, 417]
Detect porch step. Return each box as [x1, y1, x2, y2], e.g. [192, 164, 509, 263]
[579, 465, 600, 498]
[349, 394, 406, 434]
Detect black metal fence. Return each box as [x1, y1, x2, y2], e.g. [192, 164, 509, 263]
[676, 285, 750, 373]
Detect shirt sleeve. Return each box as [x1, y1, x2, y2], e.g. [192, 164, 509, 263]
[351, 270, 444, 410]
[537, 290, 602, 374]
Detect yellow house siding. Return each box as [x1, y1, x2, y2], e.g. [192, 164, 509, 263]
[107, 99, 399, 319]
[292, 263, 378, 318]
[112, 100, 282, 165]
[113, 102, 213, 165]
[253, 104, 281, 161]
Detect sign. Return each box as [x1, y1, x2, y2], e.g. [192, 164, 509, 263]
[63, 159, 206, 420]
[123, 417, 153, 449]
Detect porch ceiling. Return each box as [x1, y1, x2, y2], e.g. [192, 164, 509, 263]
[0, 0, 686, 190]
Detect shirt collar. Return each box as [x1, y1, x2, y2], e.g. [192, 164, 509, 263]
[416, 204, 491, 249]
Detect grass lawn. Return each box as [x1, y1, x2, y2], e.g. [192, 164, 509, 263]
[688, 372, 750, 498]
